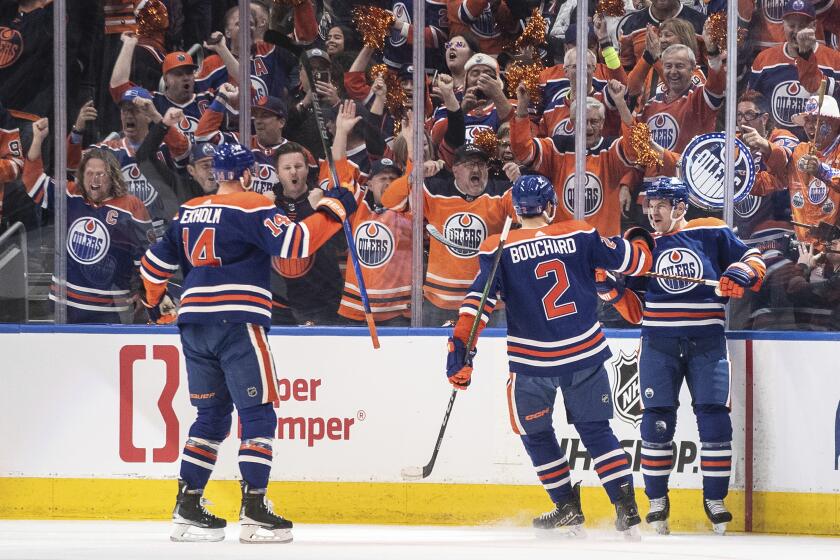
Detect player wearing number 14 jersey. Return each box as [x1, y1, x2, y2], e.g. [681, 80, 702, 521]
[446, 175, 654, 537]
[140, 143, 355, 544]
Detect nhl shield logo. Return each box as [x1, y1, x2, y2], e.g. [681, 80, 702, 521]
[610, 350, 641, 428]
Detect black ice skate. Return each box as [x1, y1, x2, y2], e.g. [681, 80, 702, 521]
[614, 482, 642, 540]
[533, 482, 585, 537]
[646, 494, 670, 535]
[704, 498, 732, 535]
[239, 481, 294, 543]
[170, 480, 226, 542]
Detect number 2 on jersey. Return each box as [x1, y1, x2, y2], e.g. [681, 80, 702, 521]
[183, 228, 222, 267]
[535, 259, 577, 320]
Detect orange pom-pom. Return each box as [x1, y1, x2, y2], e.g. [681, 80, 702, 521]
[595, 0, 625, 17]
[135, 0, 168, 36]
[630, 122, 663, 168]
[706, 11, 727, 51]
[505, 61, 544, 103]
[514, 8, 548, 50]
[352, 6, 395, 51]
[369, 64, 408, 129]
[472, 129, 500, 157]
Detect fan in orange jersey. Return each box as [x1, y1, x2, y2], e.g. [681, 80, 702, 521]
[793, 25, 840, 111]
[616, 0, 705, 70]
[321, 101, 413, 326]
[538, 47, 623, 139]
[742, 0, 835, 51]
[512, 80, 636, 237]
[763, 95, 840, 243]
[635, 31, 726, 154]
[382, 118, 514, 326]
[626, 19, 706, 104]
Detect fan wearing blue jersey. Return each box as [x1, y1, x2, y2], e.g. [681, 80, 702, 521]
[140, 142, 356, 544]
[599, 178, 766, 536]
[446, 175, 655, 537]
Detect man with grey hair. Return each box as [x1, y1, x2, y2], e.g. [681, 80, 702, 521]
[538, 47, 623, 139]
[635, 22, 725, 153]
[512, 80, 638, 237]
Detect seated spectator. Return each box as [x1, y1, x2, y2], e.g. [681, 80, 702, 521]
[787, 238, 840, 330]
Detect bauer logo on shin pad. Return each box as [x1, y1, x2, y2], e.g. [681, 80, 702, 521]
[681, 133, 756, 211]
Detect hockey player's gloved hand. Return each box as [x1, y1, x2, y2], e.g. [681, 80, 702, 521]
[719, 262, 757, 298]
[142, 294, 177, 324]
[316, 186, 357, 222]
[446, 336, 476, 390]
[595, 268, 625, 303]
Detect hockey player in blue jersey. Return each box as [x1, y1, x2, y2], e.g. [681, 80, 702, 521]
[599, 178, 766, 535]
[140, 142, 356, 543]
[446, 175, 655, 537]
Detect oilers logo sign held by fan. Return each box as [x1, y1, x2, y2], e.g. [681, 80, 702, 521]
[771, 81, 810, 128]
[609, 350, 642, 428]
[354, 222, 394, 269]
[562, 171, 603, 217]
[681, 133, 756, 211]
[67, 218, 110, 265]
[647, 113, 680, 151]
[443, 212, 487, 257]
[655, 248, 703, 294]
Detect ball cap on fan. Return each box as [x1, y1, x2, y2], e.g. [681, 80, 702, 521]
[792, 95, 840, 126]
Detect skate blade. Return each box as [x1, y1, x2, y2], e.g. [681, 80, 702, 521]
[621, 525, 642, 541]
[239, 524, 293, 544]
[170, 523, 225, 542]
[535, 525, 586, 539]
[650, 519, 670, 535]
[711, 522, 728, 536]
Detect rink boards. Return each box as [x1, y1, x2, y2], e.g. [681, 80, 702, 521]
[0, 326, 838, 535]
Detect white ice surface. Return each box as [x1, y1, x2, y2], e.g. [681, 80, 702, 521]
[0, 521, 837, 560]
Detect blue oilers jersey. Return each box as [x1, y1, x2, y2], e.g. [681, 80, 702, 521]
[141, 192, 341, 328]
[431, 99, 504, 144]
[627, 218, 765, 337]
[27, 167, 152, 321]
[152, 91, 215, 145]
[197, 42, 297, 103]
[383, 0, 449, 69]
[460, 221, 651, 377]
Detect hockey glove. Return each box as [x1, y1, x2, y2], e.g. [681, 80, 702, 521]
[446, 336, 476, 390]
[719, 262, 757, 298]
[623, 226, 656, 251]
[315, 186, 357, 222]
[595, 268, 625, 303]
[142, 294, 177, 324]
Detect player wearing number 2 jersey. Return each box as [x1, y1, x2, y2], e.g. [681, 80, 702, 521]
[446, 175, 654, 537]
[140, 143, 356, 544]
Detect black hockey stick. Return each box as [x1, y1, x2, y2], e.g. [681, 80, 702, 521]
[401, 216, 513, 480]
[425, 224, 479, 254]
[300, 50, 380, 349]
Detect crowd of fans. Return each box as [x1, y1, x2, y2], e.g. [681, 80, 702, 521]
[0, 0, 839, 329]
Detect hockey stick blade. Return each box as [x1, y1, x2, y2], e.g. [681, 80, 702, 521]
[400, 466, 424, 480]
[425, 224, 479, 254]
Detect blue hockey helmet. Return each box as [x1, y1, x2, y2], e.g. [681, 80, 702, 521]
[512, 175, 556, 217]
[212, 142, 255, 182]
[644, 177, 689, 205]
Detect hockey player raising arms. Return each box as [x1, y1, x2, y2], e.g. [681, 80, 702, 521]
[140, 143, 356, 543]
[446, 175, 655, 537]
[599, 178, 766, 535]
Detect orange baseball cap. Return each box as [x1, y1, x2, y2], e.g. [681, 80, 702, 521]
[162, 51, 198, 74]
